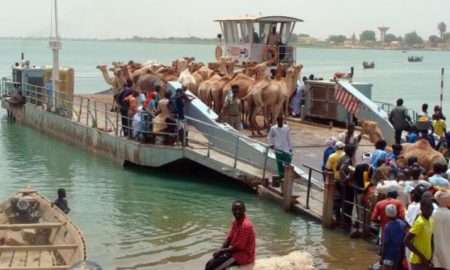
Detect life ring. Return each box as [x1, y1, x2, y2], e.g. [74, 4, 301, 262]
[215, 45, 223, 61]
[261, 46, 279, 65]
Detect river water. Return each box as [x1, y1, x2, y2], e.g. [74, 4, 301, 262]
[2, 39, 449, 269]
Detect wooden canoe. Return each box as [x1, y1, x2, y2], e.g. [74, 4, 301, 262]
[0, 188, 86, 269]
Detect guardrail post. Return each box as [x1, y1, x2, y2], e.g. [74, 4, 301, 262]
[306, 168, 313, 209]
[261, 146, 269, 186]
[233, 135, 240, 168]
[282, 164, 294, 211]
[104, 103, 108, 131]
[207, 134, 211, 157]
[78, 97, 83, 122]
[93, 100, 98, 128]
[86, 99, 90, 126]
[115, 109, 119, 136]
[322, 172, 335, 228]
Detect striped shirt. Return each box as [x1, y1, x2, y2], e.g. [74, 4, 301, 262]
[227, 214, 255, 265]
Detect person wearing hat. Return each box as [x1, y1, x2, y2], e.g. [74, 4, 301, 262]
[381, 204, 406, 270]
[322, 137, 336, 180]
[221, 84, 242, 130]
[325, 141, 346, 181]
[371, 188, 405, 241]
[431, 190, 450, 270]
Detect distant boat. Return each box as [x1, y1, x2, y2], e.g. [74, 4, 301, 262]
[408, 56, 423, 62]
[363, 61, 375, 69]
[402, 50, 407, 53]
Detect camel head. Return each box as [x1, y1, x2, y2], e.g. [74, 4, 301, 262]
[253, 62, 268, 80]
[357, 119, 385, 145]
[96, 64, 107, 71]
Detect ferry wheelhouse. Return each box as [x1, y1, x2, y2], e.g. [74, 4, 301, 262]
[214, 15, 303, 66]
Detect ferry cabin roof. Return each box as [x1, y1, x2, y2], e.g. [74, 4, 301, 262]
[214, 16, 303, 66]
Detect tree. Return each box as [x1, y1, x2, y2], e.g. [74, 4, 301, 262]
[359, 30, 376, 41]
[404, 31, 423, 46]
[437, 22, 447, 38]
[429, 35, 440, 47]
[327, 35, 347, 43]
[384, 34, 397, 43]
[443, 32, 450, 42]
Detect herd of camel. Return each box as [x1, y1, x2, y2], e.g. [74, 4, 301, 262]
[96, 57, 302, 135]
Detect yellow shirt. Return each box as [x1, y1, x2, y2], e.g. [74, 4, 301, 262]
[409, 215, 435, 264]
[432, 119, 446, 137]
[325, 150, 345, 180]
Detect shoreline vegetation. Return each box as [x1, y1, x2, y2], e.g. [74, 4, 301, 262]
[1, 36, 449, 51]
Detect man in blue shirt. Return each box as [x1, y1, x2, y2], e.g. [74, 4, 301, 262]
[381, 204, 406, 270]
[371, 139, 388, 169]
[45, 79, 53, 111]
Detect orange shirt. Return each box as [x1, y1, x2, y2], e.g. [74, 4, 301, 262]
[124, 95, 138, 116]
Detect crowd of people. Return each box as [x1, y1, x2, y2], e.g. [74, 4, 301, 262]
[114, 79, 192, 145]
[320, 101, 450, 270]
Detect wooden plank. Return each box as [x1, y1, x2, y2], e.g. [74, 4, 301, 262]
[39, 251, 54, 268]
[0, 266, 69, 270]
[0, 252, 13, 266]
[25, 251, 40, 267]
[0, 223, 62, 230]
[10, 251, 26, 268]
[0, 245, 77, 252]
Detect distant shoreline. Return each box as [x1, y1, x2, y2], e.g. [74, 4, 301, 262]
[0, 37, 447, 52]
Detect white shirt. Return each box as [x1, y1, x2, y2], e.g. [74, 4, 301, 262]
[432, 207, 450, 269]
[268, 124, 292, 153]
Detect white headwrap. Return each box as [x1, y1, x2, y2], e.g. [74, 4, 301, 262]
[325, 137, 337, 148]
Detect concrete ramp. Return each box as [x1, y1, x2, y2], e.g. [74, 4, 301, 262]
[167, 81, 314, 184]
[338, 80, 395, 145]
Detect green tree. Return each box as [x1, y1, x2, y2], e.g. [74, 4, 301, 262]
[404, 31, 423, 46]
[437, 22, 447, 38]
[384, 34, 397, 43]
[327, 35, 347, 43]
[359, 30, 376, 41]
[429, 35, 440, 46]
[443, 32, 450, 42]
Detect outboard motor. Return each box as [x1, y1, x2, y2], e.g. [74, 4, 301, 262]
[11, 198, 40, 223]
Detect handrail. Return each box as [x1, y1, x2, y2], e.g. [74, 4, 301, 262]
[302, 163, 323, 209]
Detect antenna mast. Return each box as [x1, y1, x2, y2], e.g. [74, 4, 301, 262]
[49, 0, 61, 112]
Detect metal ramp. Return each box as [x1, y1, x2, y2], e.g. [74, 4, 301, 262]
[338, 80, 395, 145]
[167, 81, 315, 185]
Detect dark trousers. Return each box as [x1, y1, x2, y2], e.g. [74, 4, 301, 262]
[342, 182, 355, 226]
[205, 253, 237, 270]
[120, 108, 129, 136]
[395, 129, 402, 144]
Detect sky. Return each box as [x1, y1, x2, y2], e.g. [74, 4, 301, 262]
[1, 0, 449, 40]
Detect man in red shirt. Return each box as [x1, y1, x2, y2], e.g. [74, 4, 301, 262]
[205, 201, 255, 270]
[371, 188, 406, 240]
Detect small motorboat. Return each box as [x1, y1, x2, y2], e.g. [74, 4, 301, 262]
[408, 56, 423, 62]
[0, 188, 86, 269]
[363, 61, 375, 69]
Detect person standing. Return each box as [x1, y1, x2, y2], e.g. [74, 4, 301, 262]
[266, 26, 280, 46]
[389, 98, 412, 144]
[325, 141, 346, 181]
[371, 189, 405, 241]
[222, 85, 242, 130]
[322, 137, 336, 180]
[268, 116, 292, 179]
[432, 113, 446, 139]
[290, 77, 306, 118]
[54, 188, 70, 214]
[338, 143, 357, 227]
[380, 204, 406, 270]
[404, 198, 434, 270]
[123, 91, 139, 138]
[431, 190, 450, 270]
[116, 79, 133, 137]
[45, 79, 53, 112]
[205, 201, 255, 270]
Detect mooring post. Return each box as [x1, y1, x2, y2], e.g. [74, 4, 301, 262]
[282, 164, 294, 211]
[322, 172, 335, 228]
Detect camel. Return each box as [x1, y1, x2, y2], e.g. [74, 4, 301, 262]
[96, 64, 126, 94]
[178, 69, 197, 95]
[333, 67, 354, 82]
[245, 65, 301, 135]
[358, 119, 385, 145]
[397, 140, 446, 171]
[197, 74, 231, 112]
